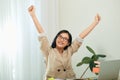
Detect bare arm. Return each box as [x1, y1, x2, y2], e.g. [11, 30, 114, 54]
[79, 14, 101, 39]
[28, 5, 44, 33]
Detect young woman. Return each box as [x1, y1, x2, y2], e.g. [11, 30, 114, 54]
[28, 5, 101, 80]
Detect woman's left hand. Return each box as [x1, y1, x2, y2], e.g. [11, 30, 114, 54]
[94, 14, 101, 24]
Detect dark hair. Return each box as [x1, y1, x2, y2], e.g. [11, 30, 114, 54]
[51, 30, 72, 50]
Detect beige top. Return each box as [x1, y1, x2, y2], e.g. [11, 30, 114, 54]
[38, 33, 83, 79]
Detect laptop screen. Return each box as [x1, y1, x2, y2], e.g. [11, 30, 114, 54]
[98, 59, 120, 80]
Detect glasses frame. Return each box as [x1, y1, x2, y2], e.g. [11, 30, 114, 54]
[58, 35, 69, 42]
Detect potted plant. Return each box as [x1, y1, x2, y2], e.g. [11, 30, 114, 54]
[76, 46, 106, 79]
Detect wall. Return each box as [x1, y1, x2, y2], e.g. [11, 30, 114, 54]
[58, 0, 120, 78]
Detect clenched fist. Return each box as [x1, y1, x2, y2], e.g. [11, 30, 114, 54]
[94, 14, 101, 24]
[28, 5, 35, 16]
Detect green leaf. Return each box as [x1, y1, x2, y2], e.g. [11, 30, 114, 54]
[76, 62, 83, 66]
[91, 55, 99, 61]
[86, 46, 96, 55]
[89, 61, 100, 75]
[97, 54, 106, 58]
[89, 61, 95, 72]
[82, 57, 92, 64]
[76, 57, 92, 67]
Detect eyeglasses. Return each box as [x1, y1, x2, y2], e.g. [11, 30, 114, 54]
[58, 35, 69, 42]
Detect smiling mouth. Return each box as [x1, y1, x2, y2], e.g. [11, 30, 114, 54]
[58, 42, 64, 45]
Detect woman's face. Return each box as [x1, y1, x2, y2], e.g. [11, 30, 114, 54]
[56, 33, 69, 49]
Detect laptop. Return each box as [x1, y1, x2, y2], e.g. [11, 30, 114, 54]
[98, 59, 120, 80]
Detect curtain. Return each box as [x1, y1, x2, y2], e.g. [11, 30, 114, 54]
[0, 0, 58, 80]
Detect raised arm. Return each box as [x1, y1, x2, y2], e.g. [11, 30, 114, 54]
[79, 14, 101, 39]
[28, 5, 44, 33]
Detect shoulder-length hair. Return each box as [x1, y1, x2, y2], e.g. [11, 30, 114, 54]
[51, 30, 72, 50]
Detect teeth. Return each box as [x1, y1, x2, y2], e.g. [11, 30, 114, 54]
[59, 43, 63, 45]
[58, 42, 63, 45]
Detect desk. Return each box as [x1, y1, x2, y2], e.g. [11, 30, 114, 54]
[76, 77, 97, 80]
[54, 78, 97, 80]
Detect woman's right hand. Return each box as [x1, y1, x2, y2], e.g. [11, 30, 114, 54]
[28, 5, 35, 16]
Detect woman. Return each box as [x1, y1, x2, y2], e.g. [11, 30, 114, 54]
[28, 5, 101, 80]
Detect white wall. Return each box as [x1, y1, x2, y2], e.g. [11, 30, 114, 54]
[58, 0, 120, 78]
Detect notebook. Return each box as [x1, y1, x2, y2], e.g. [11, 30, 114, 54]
[98, 59, 120, 80]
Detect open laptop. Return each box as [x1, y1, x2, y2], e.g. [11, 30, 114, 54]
[98, 59, 120, 80]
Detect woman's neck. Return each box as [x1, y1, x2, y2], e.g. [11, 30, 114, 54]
[56, 47, 64, 54]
